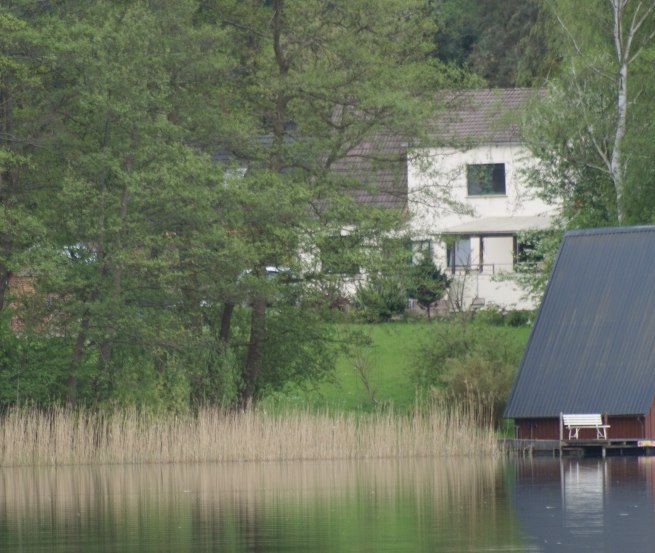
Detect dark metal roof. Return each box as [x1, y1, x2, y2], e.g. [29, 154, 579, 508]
[504, 226, 655, 418]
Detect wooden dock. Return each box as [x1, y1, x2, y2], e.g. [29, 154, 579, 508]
[502, 439, 655, 458]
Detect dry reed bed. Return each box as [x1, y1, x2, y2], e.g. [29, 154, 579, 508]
[0, 403, 499, 466]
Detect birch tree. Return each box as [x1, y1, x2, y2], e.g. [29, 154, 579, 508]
[527, 0, 655, 226]
[608, 0, 655, 222]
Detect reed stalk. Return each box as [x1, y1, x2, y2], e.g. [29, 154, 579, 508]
[0, 400, 499, 466]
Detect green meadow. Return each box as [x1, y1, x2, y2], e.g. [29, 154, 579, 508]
[262, 320, 533, 414]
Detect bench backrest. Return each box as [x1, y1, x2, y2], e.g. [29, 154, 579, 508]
[563, 414, 603, 426]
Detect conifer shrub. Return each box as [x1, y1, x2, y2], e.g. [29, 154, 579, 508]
[353, 274, 407, 322]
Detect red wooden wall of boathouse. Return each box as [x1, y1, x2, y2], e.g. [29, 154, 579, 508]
[512, 399, 655, 440]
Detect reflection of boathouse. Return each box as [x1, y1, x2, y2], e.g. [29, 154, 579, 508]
[504, 226, 655, 442]
[513, 458, 655, 551]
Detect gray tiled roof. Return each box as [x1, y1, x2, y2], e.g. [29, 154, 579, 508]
[331, 133, 408, 210]
[504, 226, 655, 418]
[433, 88, 537, 145]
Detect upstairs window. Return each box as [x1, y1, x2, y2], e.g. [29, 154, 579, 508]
[466, 163, 506, 196]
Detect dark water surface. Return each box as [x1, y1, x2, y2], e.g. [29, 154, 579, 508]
[1, 456, 654, 552]
[514, 456, 655, 552]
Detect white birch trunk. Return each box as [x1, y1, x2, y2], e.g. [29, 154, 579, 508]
[612, 15, 628, 223]
[609, 0, 655, 223]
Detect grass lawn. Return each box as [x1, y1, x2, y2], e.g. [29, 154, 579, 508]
[262, 320, 532, 414]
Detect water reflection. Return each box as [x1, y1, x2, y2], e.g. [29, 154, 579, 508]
[513, 456, 655, 552]
[11, 456, 654, 552]
[563, 460, 606, 537]
[0, 458, 522, 552]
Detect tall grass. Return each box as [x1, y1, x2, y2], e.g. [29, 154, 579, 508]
[0, 400, 499, 466]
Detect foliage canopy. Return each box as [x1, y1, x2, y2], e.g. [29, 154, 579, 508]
[0, 0, 453, 410]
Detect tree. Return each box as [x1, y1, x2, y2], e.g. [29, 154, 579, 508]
[429, 0, 555, 87]
[0, 0, 461, 410]
[198, 0, 447, 405]
[48, 2, 203, 404]
[415, 319, 526, 424]
[5, 0, 239, 407]
[407, 255, 449, 319]
[0, 7, 51, 313]
[525, 0, 655, 226]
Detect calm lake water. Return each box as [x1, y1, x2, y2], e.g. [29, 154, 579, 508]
[1, 456, 654, 552]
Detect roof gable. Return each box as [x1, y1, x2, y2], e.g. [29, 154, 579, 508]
[504, 226, 655, 418]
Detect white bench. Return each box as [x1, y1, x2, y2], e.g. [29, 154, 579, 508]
[562, 414, 610, 440]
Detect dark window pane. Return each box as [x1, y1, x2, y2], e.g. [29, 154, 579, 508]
[446, 238, 471, 268]
[466, 163, 506, 195]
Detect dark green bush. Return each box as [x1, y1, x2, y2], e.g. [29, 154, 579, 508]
[0, 320, 70, 407]
[474, 307, 534, 327]
[353, 274, 406, 323]
[473, 306, 506, 326]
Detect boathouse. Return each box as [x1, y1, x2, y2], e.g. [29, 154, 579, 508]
[504, 226, 655, 441]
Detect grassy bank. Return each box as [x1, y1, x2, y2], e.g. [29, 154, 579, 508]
[262, 323, 434, 413]
[264, 320, 531, 413]
[0, 402, 499, 466]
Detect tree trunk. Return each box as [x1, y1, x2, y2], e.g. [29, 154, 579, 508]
[0, 264, 9, 312]
[96, 162, 130, 393]
[69, 311, 91, 406]
[0, 87, 17, 312]
[609, 0, 655, 223]
[241, 296, 266, 406]
[611, 0, 629, 224]
[219, 301, 235, 344]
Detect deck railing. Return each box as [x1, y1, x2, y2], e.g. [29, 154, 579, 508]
[448, 262, 540, 275]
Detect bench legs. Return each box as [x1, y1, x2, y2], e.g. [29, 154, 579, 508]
[567, 426, 608, 440]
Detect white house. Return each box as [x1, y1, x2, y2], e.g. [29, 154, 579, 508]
[214, 89, 557, 311]
[407, 89, 558, 311]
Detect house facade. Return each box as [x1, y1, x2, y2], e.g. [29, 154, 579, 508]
[407, 89, 557, 311]
[214, 89, 558, 312]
